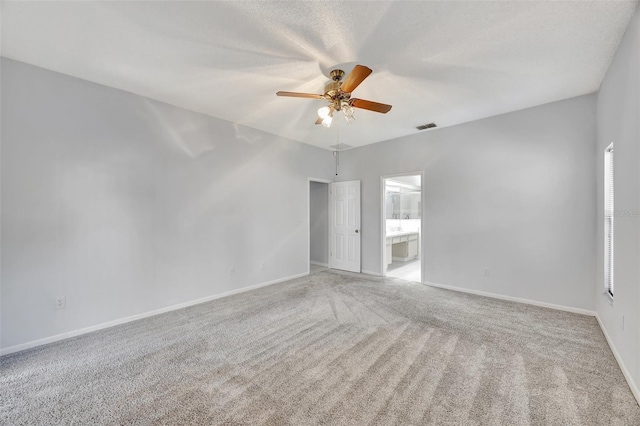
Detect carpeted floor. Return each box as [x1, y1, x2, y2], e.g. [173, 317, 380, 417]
[1, 270, 639, 425]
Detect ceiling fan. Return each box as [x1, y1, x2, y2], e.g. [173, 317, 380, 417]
[276, 65, 392, 128]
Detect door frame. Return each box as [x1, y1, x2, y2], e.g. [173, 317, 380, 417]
[307, 177, 332, 275]
[380, 171, 424, 281]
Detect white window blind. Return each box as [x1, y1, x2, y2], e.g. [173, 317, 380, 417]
[604, 144, 614, 297]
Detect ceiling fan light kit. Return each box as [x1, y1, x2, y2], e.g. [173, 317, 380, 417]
[318, 106, 332, 118]
[276, 64, 392, 128]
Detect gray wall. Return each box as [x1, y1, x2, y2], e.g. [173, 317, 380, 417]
[338, 94, 597, 311]
[0, 59, 334, 350]
[309, 181, 328, 265]
[595, 4, 640, 397]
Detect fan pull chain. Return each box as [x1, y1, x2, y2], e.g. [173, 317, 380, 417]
[335, 120, 340, 176]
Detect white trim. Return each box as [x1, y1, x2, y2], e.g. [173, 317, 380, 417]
[361, 269, 382, 277]
[595, 314, 640, 406]
[421, 281, 639, 406]
[423, 281, 596, 316]
[310, 261, 329, 268]
[0, 272, 308, 357]
[380, 176, 386, 276]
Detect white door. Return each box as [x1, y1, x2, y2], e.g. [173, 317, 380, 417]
[330, 180, 361, 272]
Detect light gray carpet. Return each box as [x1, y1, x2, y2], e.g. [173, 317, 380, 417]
[1, 270, 639, 425]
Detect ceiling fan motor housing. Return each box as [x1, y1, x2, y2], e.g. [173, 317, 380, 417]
[324, 81, 342, 98]
[324, 69, 353, 110]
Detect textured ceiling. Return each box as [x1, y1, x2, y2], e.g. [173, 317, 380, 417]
[1, 1, 637, 150]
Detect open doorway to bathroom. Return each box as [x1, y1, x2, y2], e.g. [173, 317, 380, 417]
[382, 174, 422, 282]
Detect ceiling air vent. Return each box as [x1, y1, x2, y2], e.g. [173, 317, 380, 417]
[329, 143, 353, 150]
[416, 123, 437, 130]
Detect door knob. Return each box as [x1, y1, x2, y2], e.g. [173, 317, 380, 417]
[355, 229, 359, 233]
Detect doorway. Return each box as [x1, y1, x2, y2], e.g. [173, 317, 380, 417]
[382, 174, 422, 282]
[309, 179, 330, 274]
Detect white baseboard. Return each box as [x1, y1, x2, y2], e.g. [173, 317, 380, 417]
[595, 314, 640, 406]
[0, 272, 308, 357]
[361, 269, 382, 277]
[310, 261, 329, 268]
[421, 281, 638, 406]
[423, 281, 596, 316]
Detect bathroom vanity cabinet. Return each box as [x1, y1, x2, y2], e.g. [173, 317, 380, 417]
[385, 231, 419, 265]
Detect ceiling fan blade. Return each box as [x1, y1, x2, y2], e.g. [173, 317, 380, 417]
[351, 99, 392, 114]
[276, 91, 324, 99]
[315, 117, 323, 125]
[340, 65, 372, 93]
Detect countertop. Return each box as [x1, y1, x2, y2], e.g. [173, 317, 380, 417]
[386, 230, 419, 238]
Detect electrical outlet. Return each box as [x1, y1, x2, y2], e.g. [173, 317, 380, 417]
[483, 268, 491, 277]
[230, 266, 236, 276]
[261, 262, 266, 270]
[55, 296, 66, 310]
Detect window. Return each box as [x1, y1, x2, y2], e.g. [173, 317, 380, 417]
[604, 143, 614, 297]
